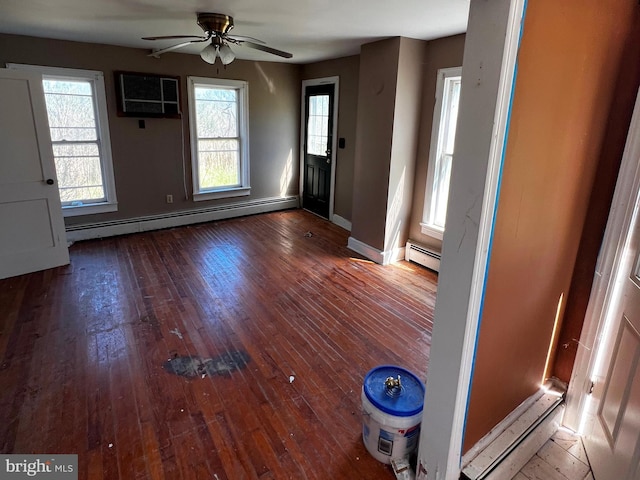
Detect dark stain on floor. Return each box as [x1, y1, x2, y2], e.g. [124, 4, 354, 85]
[163, 351, 250, 379]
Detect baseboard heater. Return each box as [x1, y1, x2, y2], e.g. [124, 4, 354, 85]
[460, 388, 565, 480]
[405, 241, 441, 272]
[65, 195, 299, 243]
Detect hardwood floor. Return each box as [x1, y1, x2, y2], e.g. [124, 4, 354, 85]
[0, 209, 437, 479]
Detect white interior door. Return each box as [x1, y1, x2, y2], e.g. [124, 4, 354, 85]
[582, 90, 640, 480]
[0, 68, 69, 280]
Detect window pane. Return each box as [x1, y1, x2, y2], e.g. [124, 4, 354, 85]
[42, 77, 107, 205]
[44, 87, 97, 141]
[443, 79, 461, 155]
[424, 71, 461, 233]
[198, 139, 240, 189]
[190, 78, 248, 197]
[195, 87, 236, 102]
[307, 94, 329, 155]
[432, 153, 453, 228]
[196, 100, 237, 137]
[52, 142, 105, 203]
[195, 86, 238, 138]
[43, 79, 92, 95]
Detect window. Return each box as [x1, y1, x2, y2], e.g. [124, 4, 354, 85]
[7, 64, 117, 217]
[421, 67, 462, 239]
[188, 77, 249, 201]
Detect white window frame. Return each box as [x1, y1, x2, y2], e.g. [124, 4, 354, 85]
[187, 76, 250, 201]
[6, 63, 117, 217]
[421, 66, 462, 239]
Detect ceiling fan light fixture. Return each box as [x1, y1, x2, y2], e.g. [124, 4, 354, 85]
[200, 43, 218, 64]
[219, 44, 236, 65]
[144, 12, 292, 63]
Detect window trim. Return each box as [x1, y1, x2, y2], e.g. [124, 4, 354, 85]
[421, 66, 462, 238]
[187, 76, 250, 202]
[6, 63, 118, 217]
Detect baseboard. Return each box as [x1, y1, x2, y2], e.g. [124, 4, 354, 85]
[383, 246, 406, 265]
[347, 237, 406, 265]
[66, 196, 299, 242]
[461, 389, 564, 480]
[332, 214, 352, 231]
[348, 237, 384, 263]
[461, 390, 546, 465]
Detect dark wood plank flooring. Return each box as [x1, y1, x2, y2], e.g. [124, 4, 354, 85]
[0, 209, 437, 479]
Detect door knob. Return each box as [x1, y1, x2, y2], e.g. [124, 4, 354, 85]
[46, 179, 54, 185]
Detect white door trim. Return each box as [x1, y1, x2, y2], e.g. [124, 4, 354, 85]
[416, 0, 527, 478]
[300, 76, 339, 220]
[564, 87, 640, 433]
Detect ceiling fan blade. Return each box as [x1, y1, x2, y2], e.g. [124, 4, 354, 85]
[143, 35, 207, 41]
[148, 39, 208, 58]
[241, 41, 292, 59]
[226, 35, 265, 44]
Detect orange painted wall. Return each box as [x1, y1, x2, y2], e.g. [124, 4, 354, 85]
[553, 13, 640, 383]
[463, 0, 640, 452]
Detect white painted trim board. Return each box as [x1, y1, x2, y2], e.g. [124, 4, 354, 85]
[347, 236, 406, 265]
[416, 0, 527, 478]
[332, 214, 352, 231]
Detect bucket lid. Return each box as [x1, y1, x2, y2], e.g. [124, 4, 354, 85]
[363, 365, 425, 417]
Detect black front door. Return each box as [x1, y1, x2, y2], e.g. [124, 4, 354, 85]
[303, 83, 334, 219]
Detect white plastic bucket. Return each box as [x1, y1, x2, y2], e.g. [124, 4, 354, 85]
[361, 365, 425, 464]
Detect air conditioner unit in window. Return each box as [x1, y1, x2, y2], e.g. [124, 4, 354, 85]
[115, 71, 180, 118]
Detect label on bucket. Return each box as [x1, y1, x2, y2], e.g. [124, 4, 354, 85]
[402, 425, 420, 438]
[366, 425, 421, 459]
[378, 430, 394, 456]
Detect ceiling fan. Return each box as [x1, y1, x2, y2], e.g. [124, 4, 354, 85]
[143, 13, 293, 65]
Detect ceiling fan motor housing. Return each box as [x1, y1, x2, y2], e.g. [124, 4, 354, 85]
[197, 13, 234, 36]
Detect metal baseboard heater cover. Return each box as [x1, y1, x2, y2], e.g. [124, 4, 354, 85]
[405, 241, 441, 272]
[460, 390, 564, 480]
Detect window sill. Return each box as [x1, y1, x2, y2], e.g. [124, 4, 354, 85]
[194, 187, 251, 202]
[420, 222, 444, 240]
[63, 202, 118, 217]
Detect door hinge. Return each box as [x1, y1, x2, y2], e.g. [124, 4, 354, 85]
[588, 380, 595, 395]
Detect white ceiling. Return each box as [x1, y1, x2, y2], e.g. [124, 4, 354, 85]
[0, 0, 469, 64]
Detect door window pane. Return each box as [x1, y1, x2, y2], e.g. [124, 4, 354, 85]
[307, 94, 330, 155]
